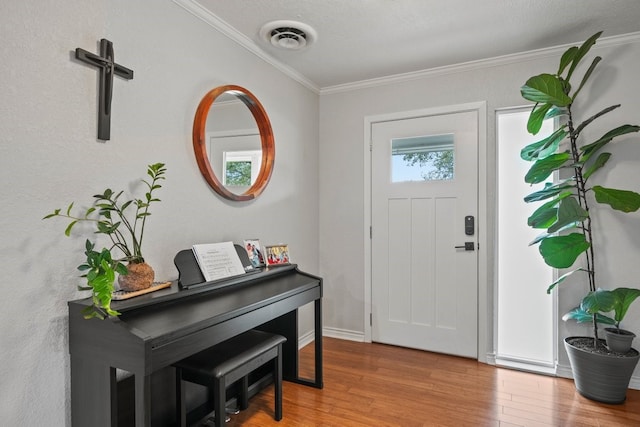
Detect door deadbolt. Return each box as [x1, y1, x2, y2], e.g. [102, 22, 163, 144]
[465, 215, 475, 235]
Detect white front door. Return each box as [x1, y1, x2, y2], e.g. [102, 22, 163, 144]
[371, 108, 479, 358]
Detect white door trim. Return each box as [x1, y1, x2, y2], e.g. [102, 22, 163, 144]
[363, 101, 489, 363]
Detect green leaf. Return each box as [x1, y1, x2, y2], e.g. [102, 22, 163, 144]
[527, 192, 572, 229]
[520, 127, 567, 161]
[66, 202, 74, 216]
[582, 289, 616, 315]
[116, 263, 129, 276]
[610, 288, 640, 324]
[545, 106, 567, 120]
[583, 152, 611, 181]
[526, 103, 552, 135]
[96, 221, 112, 234]
[539, 233, 590, 268]
[64, 220, 78, 237]
[528, 205, 557, 229]
[565, 31, 602, 82]
[562, 306, 615, 325]
[580, 124, 640, 162]
[524, 184, 574, 203]
[530, 222, 583, 246]
[95, 203, 115, 210]
[593, 186, 640, 212]
[524, 152, 570, 184]
[82, 306, 103, 320]
[529, 230, 553, 246]
[546, 268, 587, 293]
[547, 197, 588, 233]
[558, 46, 579, 76]
[572, 56, 601, 101]
[42, 210, 60, 219]
[521, 74, 572, 107]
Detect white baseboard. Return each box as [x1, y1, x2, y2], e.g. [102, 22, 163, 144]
[298, 329, 315, 349]
[322, 327, 365, 342]
[555, 362, 573, 379]
[485, 352, 496, 366]
[297, 327, 363, 349]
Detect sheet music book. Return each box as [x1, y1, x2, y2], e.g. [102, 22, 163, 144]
[192, 241, 246, 282]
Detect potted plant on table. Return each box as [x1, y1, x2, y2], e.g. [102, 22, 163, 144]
[519, 31, 640, 403]
[44, 162, 166, 319]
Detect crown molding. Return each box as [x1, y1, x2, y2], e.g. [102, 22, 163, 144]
[171, 2, 640, 98]
[172, 0, 320, 94]
[320, 31, 640, 95]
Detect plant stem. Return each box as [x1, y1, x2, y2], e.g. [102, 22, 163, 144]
[568, 105, 598, 347]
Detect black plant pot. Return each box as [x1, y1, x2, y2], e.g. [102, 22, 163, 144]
[565, 336, 640, 404]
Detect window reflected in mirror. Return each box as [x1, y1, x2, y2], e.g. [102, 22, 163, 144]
[391, 133, 454, 182]
[221, 150, 262, 187]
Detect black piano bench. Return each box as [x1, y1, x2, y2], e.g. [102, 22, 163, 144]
[174, 329, 287, 427]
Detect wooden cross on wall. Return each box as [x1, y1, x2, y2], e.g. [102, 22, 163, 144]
[75, 39, 134, 141]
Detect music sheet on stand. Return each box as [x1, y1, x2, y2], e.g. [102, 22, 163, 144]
[192, 241, 246, 282]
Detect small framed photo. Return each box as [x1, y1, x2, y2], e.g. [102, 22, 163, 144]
[243, 239, 265, 268]
[265, 244, 290, 267]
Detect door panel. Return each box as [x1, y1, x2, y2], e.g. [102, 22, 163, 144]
[371, 110, 478, 358]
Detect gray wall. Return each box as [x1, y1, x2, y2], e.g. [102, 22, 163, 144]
[0, 1, 319, 424]
[319, 35, 640, 376]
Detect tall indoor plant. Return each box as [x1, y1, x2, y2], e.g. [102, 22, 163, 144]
[44, 162, 166, 319]
[519, 31, 640, 403]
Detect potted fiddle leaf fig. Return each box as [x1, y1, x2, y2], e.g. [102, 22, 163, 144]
[44, 163, 166, 319]
[519, 31, 640, 403]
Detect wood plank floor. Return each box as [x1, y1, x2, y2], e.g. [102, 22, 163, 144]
[223, 337, 640, 427]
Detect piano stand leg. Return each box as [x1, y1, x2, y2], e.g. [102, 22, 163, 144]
[206, 414, 231, 424]
[134, 372, 151, 426]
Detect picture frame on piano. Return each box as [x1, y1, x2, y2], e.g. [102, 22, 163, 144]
[265, 244, 290, 267]
[243, 239, 265, 268]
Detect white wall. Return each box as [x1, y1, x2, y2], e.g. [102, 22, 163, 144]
[319, 35, 640, 375]
[0, 1, 319, 424]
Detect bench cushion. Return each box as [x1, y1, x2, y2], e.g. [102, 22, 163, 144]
[174, 330, 287, 381]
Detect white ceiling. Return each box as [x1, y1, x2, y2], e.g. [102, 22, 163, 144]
[183, 0, 640, 90]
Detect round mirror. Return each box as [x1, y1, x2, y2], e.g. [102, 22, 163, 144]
[193, 85, 275, 201]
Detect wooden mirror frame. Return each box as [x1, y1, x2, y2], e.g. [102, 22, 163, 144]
[193, 85, 275, 201]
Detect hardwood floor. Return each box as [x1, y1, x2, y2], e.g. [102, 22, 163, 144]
[223, 337, 640, 427]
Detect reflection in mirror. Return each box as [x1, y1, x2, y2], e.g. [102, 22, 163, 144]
[193, 85, 275, 201]
[206, 93, 262, 194]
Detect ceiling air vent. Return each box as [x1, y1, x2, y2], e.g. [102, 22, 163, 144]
[260, 20, 317, 51]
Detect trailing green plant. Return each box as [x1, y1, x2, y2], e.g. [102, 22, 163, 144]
[77, 240, 127, 319]
[519, 31, 640, 348]
[44, 163, 166, 318]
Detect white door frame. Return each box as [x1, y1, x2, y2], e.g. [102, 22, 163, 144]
[363, 101, 489, 363]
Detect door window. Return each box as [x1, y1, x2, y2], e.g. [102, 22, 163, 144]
[391, 134, 454, 182]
